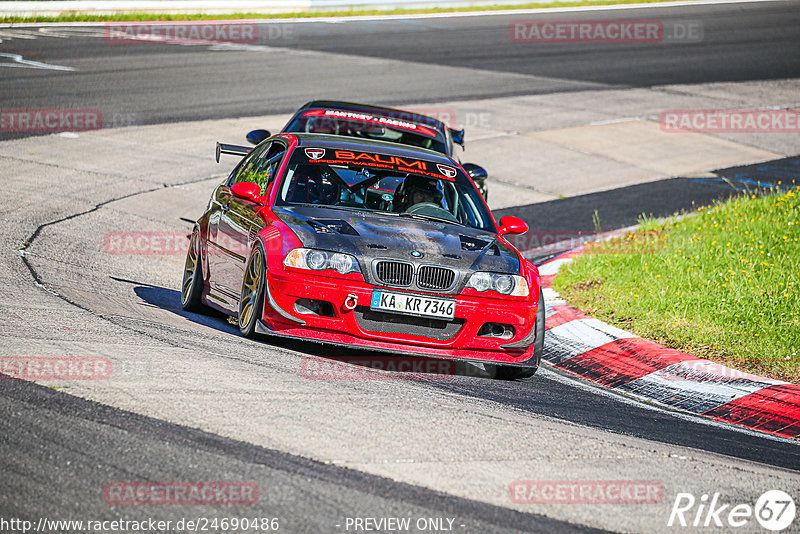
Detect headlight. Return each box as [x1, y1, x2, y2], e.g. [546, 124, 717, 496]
[466, 272, 529, 296]
[283, 248, 361, 275]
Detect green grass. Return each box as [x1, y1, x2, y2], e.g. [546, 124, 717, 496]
[1, 0, 698, 24]
[553, 187, 800, 382]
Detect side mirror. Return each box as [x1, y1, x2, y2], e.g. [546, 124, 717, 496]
[246, 129, 271, 145]
[498, 215, 528, 236]
[462, 163, 487, 181]
[450, 128, 465, 147]
[231, 181, 263, 204]
[462, 163, 488, 200]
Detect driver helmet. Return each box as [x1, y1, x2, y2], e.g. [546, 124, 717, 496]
[395, 175, 443, 211]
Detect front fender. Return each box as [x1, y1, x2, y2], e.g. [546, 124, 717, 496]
[252, 214, 304, 273]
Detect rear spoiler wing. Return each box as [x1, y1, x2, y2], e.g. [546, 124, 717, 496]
[449, 128, 465, 148]
[216, 142, 251, 163]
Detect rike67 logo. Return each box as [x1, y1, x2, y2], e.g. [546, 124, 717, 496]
[668, 490, 795, 531]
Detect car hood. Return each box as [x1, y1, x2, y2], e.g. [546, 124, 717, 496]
[273, 205, 520, 277]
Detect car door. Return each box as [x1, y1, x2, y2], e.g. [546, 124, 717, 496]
[217, 140, 288, 306]
[206, 142, 270, 310]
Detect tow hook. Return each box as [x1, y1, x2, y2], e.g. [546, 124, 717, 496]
[343, 293, 358, 312]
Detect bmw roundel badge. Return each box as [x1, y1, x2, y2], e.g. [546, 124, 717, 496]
[410, 250, 422, 258]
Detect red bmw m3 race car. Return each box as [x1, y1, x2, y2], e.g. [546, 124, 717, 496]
[183, 133, 543, 379]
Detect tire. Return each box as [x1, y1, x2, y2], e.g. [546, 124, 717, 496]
[181, 229, 208, 313]
[492, 288, 545, 380]
[239, 241, 267, 338]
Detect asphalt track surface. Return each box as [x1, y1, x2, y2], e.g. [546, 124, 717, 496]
[1, 1, 799, 131]
[0, 378, 601, 533]
[2, 2, 800, 532]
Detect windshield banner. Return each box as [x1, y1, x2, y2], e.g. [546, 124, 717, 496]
[302, 109, 438, 138]
[298, 149, 458, 181]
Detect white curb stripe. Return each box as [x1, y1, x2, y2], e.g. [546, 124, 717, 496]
[545, 318, 637, 365]
[534, 228, 800, 438]
[618, 361, 785, 414]
[542, 287, 566, 306]
[538, 256, 573, 276]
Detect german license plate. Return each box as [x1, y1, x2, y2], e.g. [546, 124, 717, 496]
[370, 290, 456, 320]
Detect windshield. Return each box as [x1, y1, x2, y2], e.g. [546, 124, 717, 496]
[283, 109, 448, 155]
[275, 147, 494, 231]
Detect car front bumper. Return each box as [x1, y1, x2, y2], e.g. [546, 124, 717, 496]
[257, 269, 539, 365]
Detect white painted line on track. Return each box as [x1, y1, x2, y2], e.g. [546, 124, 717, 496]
[589, 117, 643, 126]
[0, 51, 75, 70]
[469, 131, 519, 142]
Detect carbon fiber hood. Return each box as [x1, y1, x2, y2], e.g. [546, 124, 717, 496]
[274, 206, 520, 290]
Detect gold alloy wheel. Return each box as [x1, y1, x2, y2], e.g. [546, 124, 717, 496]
[181, 232, 200, 306]
[239, 248, 263, 329]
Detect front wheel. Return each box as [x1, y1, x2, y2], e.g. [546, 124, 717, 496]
[239, 241, 267, 338]
[181, 229, 208, 313]
[491, 288, 545, 380]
